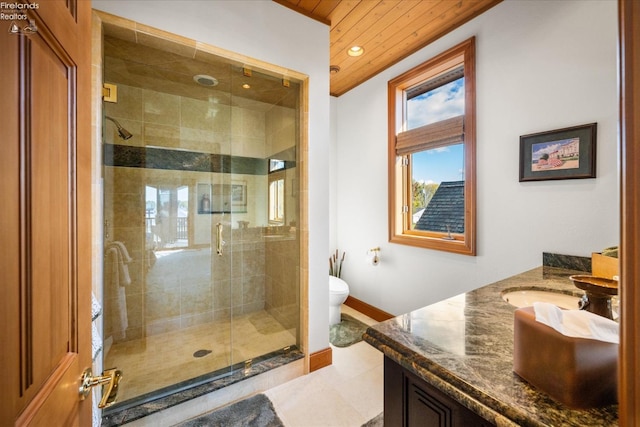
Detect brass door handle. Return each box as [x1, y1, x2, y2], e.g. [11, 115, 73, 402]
[79, 368, 123, 408]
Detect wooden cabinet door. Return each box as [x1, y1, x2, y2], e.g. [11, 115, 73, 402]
[0, 1, 92, 425]
[406, 379, 452, 427]
[384, 357, 494, 427]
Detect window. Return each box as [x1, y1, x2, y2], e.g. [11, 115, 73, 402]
[388, 37, 476, 255]
[268, 159, 286, 224]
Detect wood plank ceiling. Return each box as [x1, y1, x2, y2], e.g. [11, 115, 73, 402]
[273, 0, 503, 97]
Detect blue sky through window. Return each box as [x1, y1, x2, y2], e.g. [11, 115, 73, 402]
[407, 78, 465, 184]
[407, 78, 464, 128]
[412, 144, 464, 184]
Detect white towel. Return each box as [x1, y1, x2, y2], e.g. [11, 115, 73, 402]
[106, 241, 131, 286]
[108, 241, 133, 263]
[91, 292, 103, 361]
[92, 292, 102, 321]
[106, 247, 128, 340]
[533, 302, 619, 344]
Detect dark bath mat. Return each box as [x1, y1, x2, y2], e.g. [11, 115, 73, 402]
[330, 313, 369, 348]
[174, 393, 283, 427]
[362, 412, 384, 427]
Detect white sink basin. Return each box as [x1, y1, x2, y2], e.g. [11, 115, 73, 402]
[502, 289, 581, 310]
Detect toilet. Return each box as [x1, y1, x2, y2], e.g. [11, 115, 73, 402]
[329, 276, 349, 326]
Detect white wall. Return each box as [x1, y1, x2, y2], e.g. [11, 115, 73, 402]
[93, 1, 331, 353]
[332, 0, 619, 316]
[329, 96, 339, 252]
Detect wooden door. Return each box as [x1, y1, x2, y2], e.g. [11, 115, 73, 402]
[0, 1, 92, 425]
[619, 1, 640, 425]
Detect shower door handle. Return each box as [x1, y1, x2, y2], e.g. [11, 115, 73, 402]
[216, 223, 224, 256]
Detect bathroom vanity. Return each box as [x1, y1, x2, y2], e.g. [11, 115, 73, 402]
[363, 266, 619, 426]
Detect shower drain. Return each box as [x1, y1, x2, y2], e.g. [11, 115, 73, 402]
[193, 349, 212, 358]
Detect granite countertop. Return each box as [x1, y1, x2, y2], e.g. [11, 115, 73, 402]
[363, 266, 619, 427]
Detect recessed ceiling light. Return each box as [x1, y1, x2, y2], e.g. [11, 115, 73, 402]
[330, 65, 341, 74]
[242, 83, 251, 89]
[347, 46, 364, 57]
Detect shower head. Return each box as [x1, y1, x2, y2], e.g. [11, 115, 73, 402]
[105, 116, 133, 140]
[193, 74, 219, 87]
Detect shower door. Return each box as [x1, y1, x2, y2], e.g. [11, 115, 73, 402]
[101, 38, 236, 405]
[103, 141, 235, 405]
[226, 67, 301, 370]
[101, 29, 301, 409]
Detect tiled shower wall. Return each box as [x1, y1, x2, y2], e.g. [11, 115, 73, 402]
[102, 80, 299, 344]
[103, 83, 269, 158]
[265, 234, 300, 333]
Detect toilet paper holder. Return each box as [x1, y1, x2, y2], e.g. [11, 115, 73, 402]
[367, 247, 380, 266]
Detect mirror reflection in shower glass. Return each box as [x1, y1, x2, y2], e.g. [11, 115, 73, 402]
[145, 185, 189, 249]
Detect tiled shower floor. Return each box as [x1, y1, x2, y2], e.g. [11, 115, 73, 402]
[105, 310, 296, 402]
[108, 305, 383, 426]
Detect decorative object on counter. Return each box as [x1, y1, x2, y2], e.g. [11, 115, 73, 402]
[513, 305, 618, 409]
[329, 249, 345, 277]
[519, 122, 597, 182]
[601, 245, 618, 258]
[592, 247, 619, 279]
[570, 274, 618, 320]
[329, 313, 368, 348]
[366, 247, 380, 266]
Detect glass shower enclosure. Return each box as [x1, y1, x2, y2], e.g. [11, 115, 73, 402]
[101, 32, 301, 407]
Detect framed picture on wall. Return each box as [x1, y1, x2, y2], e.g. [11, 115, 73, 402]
[519, 123, 597, 182]
[230, 181, 247, 209]
[197, 182, 247, 213]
